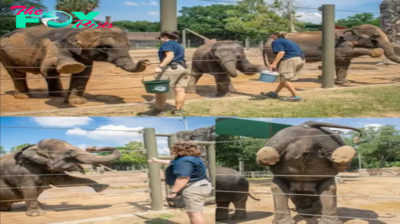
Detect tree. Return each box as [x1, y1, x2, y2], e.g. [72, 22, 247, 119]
[224, 0, 287, 39]
[336, 13, 380, 28]
[0, 146, 6, 156]
[112, 20, 160, 32]
[56, 0, 99, 20]
[113, 141, 147, 166]
[11, 143, 32, 152]
[344, 125, 400, 168]
[276, 0, 303, 32]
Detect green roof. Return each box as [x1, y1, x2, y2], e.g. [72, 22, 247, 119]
[215, 118, 292, 139]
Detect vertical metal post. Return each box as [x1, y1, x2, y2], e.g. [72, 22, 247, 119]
[160, 0, 178, 32]
[168, 134, 178, 151]
[245, 37, 250, 51]
[206, 144, 216, 197]
[358, 153, 362, 170]
[162, 165, 171, 196]
[259, 40, 264, 52]
[239, 159, 244, 174]
[143, 128, 163, 211]
[188, 40, 191, 48]
[182, 29, 187, 49]
[106, 16, 111, 23]
[320, 4, 335, 88]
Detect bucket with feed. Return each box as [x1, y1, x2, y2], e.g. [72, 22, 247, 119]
[259, 70, 279, 83]
[142, 77, 170, 93]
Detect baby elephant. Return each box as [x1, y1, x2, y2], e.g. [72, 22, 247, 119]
[256, 121, 363, 224]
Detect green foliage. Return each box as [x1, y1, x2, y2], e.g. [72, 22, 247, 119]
[344, 125, 400, 168]
[113, 141, 147, 166]
[0, 146, 6, 156]
[11, 143, 32, 152]
[56, 0, 99, 15]
[224, 0, 287, 39]
[112, 20, 160, 32]
[336, 13, 380, 28]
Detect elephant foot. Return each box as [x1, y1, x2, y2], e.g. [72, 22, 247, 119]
[215, 208, 230, 220]
[369, 48, 384, 58]
[335, 80, 350, 85]
[257, 147, 280, 166]
[57, 62, 85, 74]
[0, 203, 13, 211]
[14, 92, 32, 99]
[318, 217, 342, 224]
[332, 146, 356, 171]
[215, 92, 230, 97]
[231, 211, 246, 220]
[273, 216, 295, 224]
[65, 96, 88, 105]
[26, 209, 45, 216]
[92, 184, 109, 193]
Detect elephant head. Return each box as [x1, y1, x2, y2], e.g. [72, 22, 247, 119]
[340, 24, 400, 63]
[211, 41, 264, 77]
[56, 26, 148, 74]
[15, 139, 121, 174]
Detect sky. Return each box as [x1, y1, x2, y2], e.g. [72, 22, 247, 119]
[0, 117, 216, 155]
[35, 0, 383, 24]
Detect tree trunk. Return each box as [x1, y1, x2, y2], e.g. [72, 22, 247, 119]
[381, 156, 386, 168]
[378, 0, 400, 65]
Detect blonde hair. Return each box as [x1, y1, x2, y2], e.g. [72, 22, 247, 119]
[171, 141, 202, 157]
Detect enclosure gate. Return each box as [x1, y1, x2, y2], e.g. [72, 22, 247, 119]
[142, 128, 216, 211]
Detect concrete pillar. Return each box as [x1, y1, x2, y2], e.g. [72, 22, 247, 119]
[160, 0, 178, 32]
[320, 5, 335, 89]
[106, 16, 111, 23]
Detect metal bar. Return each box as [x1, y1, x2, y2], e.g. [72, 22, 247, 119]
[168, 133, 178, 149]
[192, 141, 215, 146]
[105, 16, 111, 23]
[206, 145, 216, 197]
[182, 28, 210, 41]
[320, 4, 335, 88]
[245, 37, 250, 51]
[239, 159, 244, 174]
[143, 128, 164, 211]
[182, 29, 187, 49]
[160, 0, 177, 32]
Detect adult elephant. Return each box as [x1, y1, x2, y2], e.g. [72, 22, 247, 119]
[0, 139, 121, 216]
[262, 24, 400, 84]
[256, 121, 363, 224]
[186, 40, 266, 97]
[0, 25, 149, 105]
[216, 166, 260, 221]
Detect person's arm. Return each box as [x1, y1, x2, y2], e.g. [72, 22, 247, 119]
[159, 51, 175, 67]
[171, 177, 190, 193]
[272, 51, 285, 65]
[168, 160, 193, 197]
[148, 157, 171, 165]
[270, 41, 285, 69]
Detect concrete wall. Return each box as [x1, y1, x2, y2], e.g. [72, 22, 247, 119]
[358, 167, 400, 176]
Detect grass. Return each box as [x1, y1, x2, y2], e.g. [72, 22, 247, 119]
[141, 214, 174, 224]
[180, 84, 400, 117]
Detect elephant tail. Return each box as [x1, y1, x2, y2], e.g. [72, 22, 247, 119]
[304, 121, 363, 144]
[248, 193, 260, 201]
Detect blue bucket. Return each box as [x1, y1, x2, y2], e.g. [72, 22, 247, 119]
[259, 70, 279, 83]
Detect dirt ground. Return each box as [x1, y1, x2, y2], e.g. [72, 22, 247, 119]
[0, 171, 215, 224]
[221, 173, 400, 224]
[1, 49, 399, 115]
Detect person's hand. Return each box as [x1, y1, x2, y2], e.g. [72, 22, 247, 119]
[154, 66, 162, 74]
[167, 193, 177, 198]
[270, 63, 277, 70]
[147, 157, 159, 163]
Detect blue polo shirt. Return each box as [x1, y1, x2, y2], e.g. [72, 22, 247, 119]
[165, 156, 207, 186]
[158, 40, 185, 63]
[272, 38, 303, 60]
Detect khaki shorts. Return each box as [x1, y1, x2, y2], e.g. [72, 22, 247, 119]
[181, 179, 212, 212]
[155, 64, 190, 88]
[278, 57, 305, 82]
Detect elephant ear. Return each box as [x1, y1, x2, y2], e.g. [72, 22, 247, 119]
[15, 145, 51, 165]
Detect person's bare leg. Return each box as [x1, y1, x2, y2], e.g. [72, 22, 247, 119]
[187, 211, 206, 224]
[284, 81, 297, 97]
[174, 87, 186, 110]
[155, 93, 167, 110]
[274, 82, 285, 94]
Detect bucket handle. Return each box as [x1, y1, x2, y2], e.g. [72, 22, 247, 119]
[142, 75, 170, 83]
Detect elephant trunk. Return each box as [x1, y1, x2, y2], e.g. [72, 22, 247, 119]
[304, 121, 363, 143]
[221, 58, 238, 77]
[380, 42, 400, 63]
[75, 147, 121, 164]
[237, 58, 264, 76]
[112, 56, 147, 73]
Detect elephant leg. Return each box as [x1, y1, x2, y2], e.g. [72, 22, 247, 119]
[64, 63, 92, 105]
[0, 202, 13, 211]
[231, 199, 247, 220]
[19, 187, 45, 216]
[6, 68, 31, 99]
[43, 69, 64, 97]
[317, 178, 341, 224]
[214, 74, 232, 97]
[216, 201, 230, 220]
[186, 71, 203, 94]
[335, 59, 351, 85]
[50, 174, 109, 193]
[271, 177, 295, 224]
[290, 195, 321, 217]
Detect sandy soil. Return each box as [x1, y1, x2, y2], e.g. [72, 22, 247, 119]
[221, 174, 400, 224]
[1, 49, 399, 115]
[0, 171, 215, 224]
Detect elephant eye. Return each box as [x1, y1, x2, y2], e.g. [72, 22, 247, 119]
[97, 45, 112, 50]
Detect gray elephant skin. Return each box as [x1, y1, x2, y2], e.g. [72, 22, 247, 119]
[216, 166, 260, 221]
[186, 40, 265, 97]
[0, 25, 149, 105]
[256, 121, 363, 224]
[0, 139, 121, 216]
[263, 24, 400, 84]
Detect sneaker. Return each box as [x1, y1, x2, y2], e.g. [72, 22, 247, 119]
[261, 91, 278, 99]
[172, 109, 184, 116]
[139, 109, 166, 117]
[281, 96, 302, 102]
